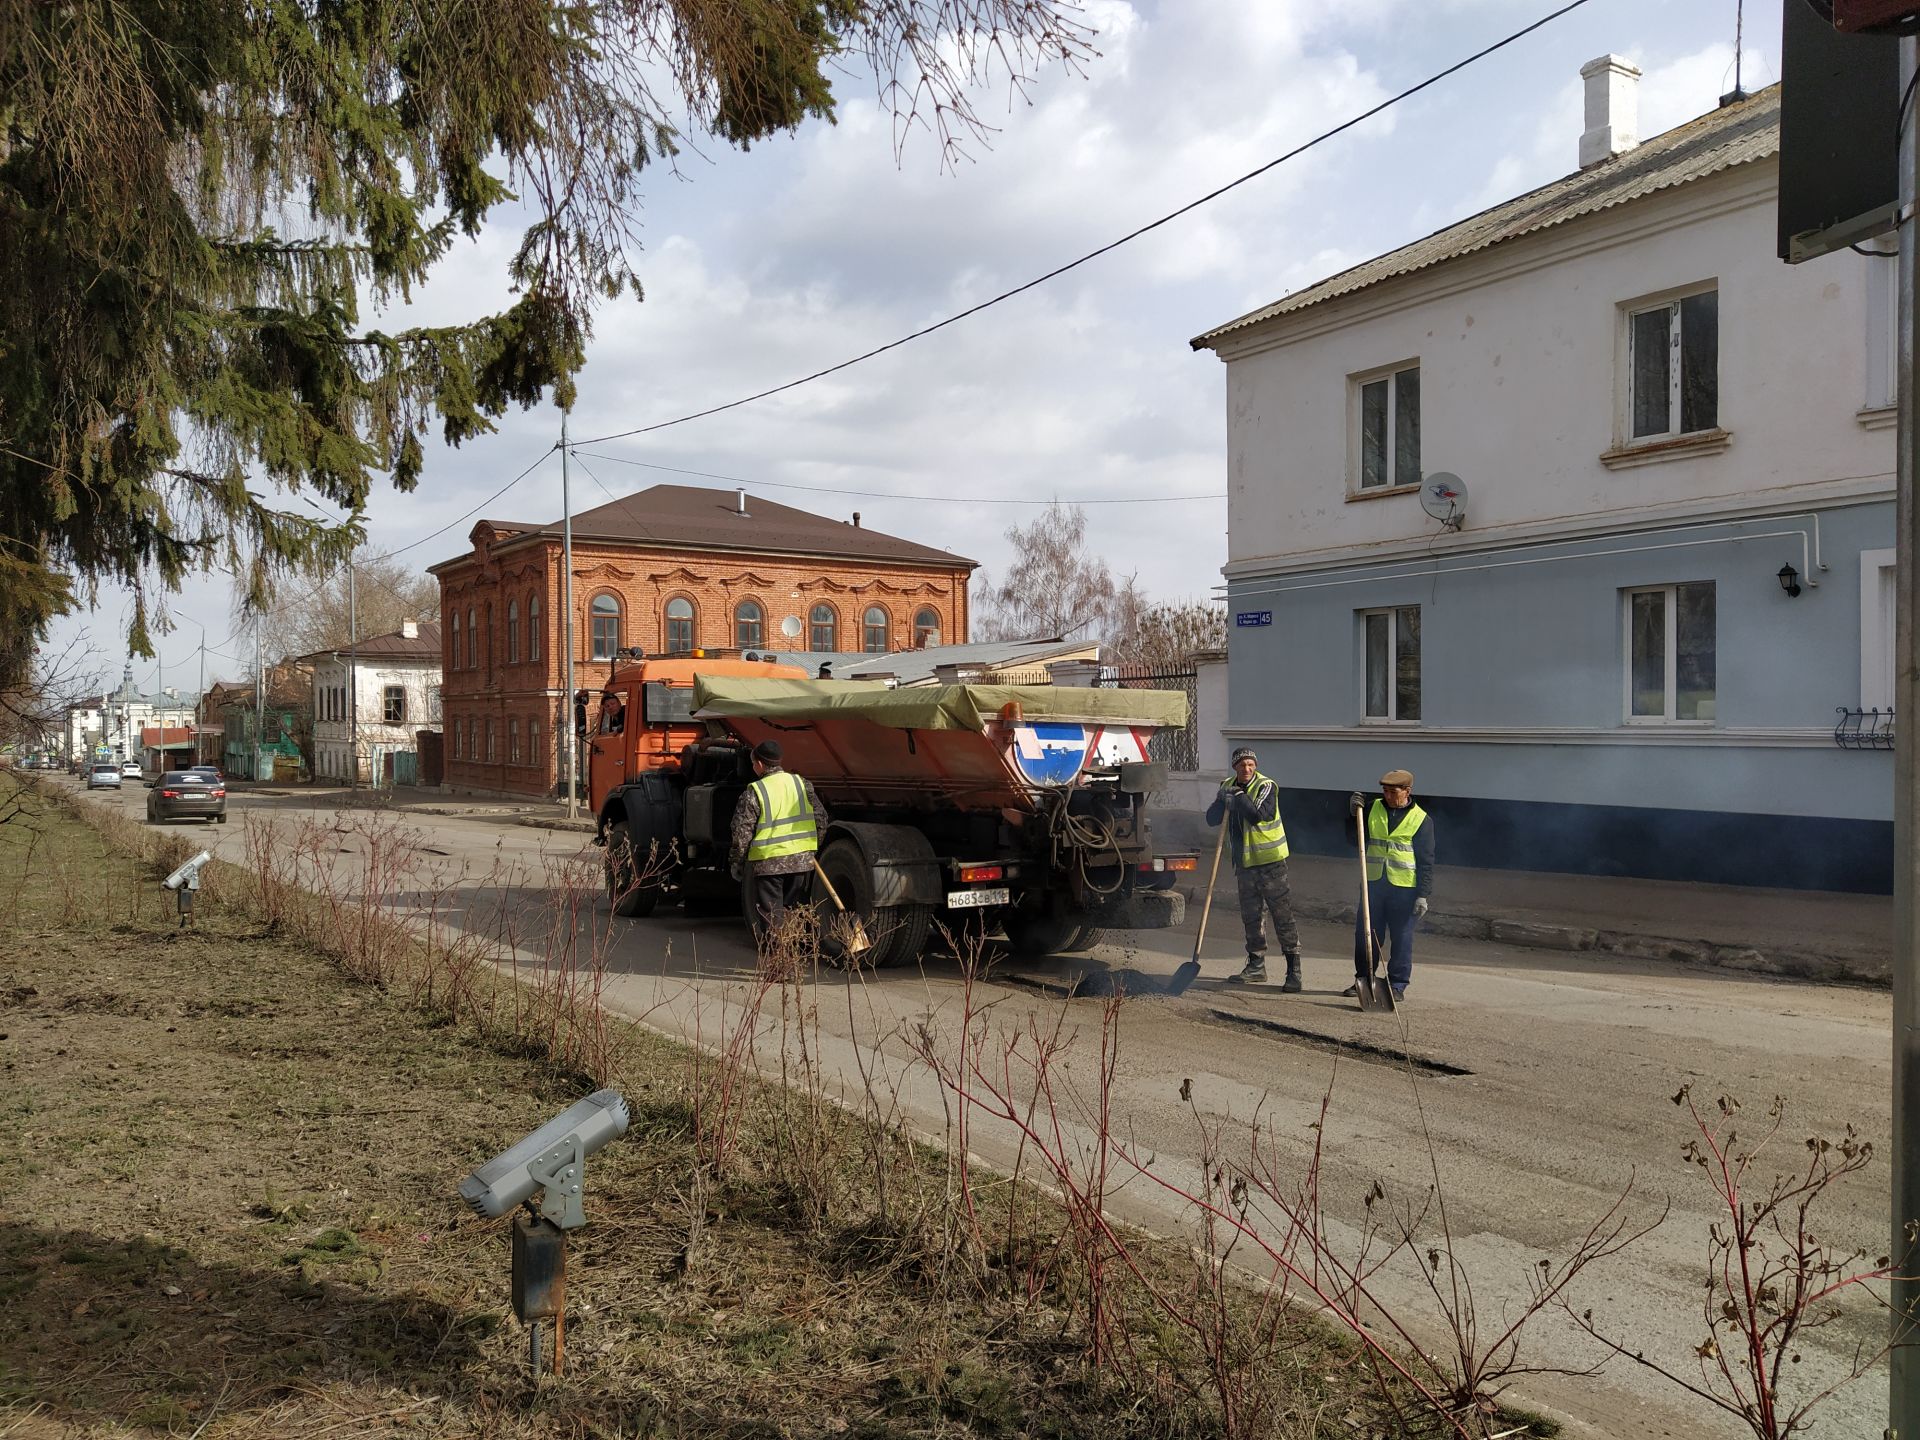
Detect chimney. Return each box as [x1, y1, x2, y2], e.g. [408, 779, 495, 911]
[401, 617, 419, 640]
[736, 487, 747, 516]
[852, 512, 861, 528]
[1579, 55, 1640, 169]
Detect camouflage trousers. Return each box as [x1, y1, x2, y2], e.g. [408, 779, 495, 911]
[1236, 861, 1300, 962]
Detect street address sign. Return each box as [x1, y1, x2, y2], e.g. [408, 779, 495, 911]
[1235, 611, 1273, 628]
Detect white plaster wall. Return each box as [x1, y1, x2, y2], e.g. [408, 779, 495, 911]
[1213, 160, 1892, 576]
[311, 656, 441, 779]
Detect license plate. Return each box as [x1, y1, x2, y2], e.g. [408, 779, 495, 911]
[946, 886, 1010, 909]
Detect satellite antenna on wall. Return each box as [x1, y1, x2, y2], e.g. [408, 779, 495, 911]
[780, 615, 804, 640]
[1419, 473, 1468, 532]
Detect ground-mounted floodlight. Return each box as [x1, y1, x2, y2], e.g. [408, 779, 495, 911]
[161, 850, 213, 928]
[458, 1089, 629, 1376]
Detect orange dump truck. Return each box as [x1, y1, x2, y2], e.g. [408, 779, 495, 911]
[586, 658, 1195, 966]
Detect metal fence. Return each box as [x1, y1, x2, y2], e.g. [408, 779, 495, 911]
[970, 662, 1202, 771]
[1835, 706, 1895, 751]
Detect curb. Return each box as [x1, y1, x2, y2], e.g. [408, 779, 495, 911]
[1292, 898, 1887, 989]
[517, 816, 597, 834]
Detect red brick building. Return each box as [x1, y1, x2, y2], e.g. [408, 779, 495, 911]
[428, 483, 975, 797]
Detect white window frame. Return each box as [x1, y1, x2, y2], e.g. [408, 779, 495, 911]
[1621, 583, 1715, 726]
[1349, 360, 1421, 493]
[1621, 283, 1718, 444]
[1862, 548, 1897, 712]
[383, 684, 407, 725]
[1865, 241, 1899, 412]
[1359, 605, 1421, 724]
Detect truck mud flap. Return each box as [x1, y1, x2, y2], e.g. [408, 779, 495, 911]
[1087, 888, 1186, 931]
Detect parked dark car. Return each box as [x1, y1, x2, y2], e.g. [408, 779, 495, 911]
[146, 771, 227, 825]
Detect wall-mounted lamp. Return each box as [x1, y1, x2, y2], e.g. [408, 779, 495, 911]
[1777, 562, 1802, 599]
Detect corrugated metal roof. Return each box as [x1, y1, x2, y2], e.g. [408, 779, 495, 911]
[444, 483, 976, 572]
[1192, 85, 1780, 349]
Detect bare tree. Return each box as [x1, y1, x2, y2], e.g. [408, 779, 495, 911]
[237, 551, 440, 660]
[1107, 580, 1225, 667]
[975, 502, 1116, 642]
[0, 638, 102, 758]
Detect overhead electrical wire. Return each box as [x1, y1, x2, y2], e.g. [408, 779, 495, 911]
[569, 0, 1595, 449]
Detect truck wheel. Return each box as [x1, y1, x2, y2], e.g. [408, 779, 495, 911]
[605, 821, 658, 919]
[1002, 912, 1080, 959]
[1060, 925, 1106, 954]
[813, 839, 928, 969]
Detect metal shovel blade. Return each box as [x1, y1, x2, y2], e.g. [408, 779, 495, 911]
[1371, 971, 1396, 1013]
[811, 860, 872, 959]
[1356, 963, 1377, 1012]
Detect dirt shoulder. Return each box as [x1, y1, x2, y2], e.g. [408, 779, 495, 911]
[0, 782, 1395, 1439]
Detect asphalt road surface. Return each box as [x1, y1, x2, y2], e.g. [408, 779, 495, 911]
[92, 778, 1893, 1439]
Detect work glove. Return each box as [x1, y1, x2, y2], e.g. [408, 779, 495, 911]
[729, 861, 744, 883]
[1348, 791, 1366, 815]
[1413, 897, 1429, 920]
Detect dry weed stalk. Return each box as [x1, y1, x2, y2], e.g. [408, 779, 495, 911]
[1571, 1087, 1903, 1440]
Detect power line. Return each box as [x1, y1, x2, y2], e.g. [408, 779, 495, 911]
[570, 0, 1594, 448]
[573, 449, 1225, 506]
[389, 444, 559, 556]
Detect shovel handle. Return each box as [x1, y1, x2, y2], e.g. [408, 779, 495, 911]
[811, 858, 850, 914]
[1356, 806, 1378, 972]
[1192, 822, 1228, 963]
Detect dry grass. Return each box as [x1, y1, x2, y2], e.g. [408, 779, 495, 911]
[0, 777, 1391, 1439]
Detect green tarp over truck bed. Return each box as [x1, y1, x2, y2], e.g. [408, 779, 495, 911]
[690, 678, 1188, 730]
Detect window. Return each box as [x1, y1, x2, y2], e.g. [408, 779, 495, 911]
[466, 607, 477, 668]
[529, 719, 541, 771]
[1863, 548, 1896, 711]
[484, 603, 493, 676]
[485, 719, 496, 762]
[509, 717, 522, 764]
[664, 597, 695, 654]
[507, 601, 520, 663]
[809, 603, 838, 652]
[1625, 583, 1716, 722]
[451, 611, 462, 670]
[428, 686, 443, 723]
[1361, 606, 1421, 722]
[528, 594, 540, 662]
[590, 593, 621, 660]
[1628, 290, 1717, 440]
[862, 605, 890, 653]
[1866, 243, 1899, 411]
[913, 607, 941, 646]
[1356, 363, 1421, 490]
[735, 599, 765, 649]
[383, 685, 406, 724]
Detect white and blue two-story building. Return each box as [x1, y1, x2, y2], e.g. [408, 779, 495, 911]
[1192, 59, 1894, 893]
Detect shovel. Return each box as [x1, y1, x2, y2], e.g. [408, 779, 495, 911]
[811, 859, 873, 960]
[1355, 816, 1394, 1013]
[1168, 823, 1227, 996]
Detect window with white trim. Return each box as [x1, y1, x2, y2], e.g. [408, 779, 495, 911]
[383, 685, 406, 724]
[1627, 289, 1718, 440]
[1625, 583, 1716, 722]
[1862, 548, 1896, 711]
[1361, 606, 1420, 721]
[1353, 363, 1421, 490]
[1865, 243, 1899, 411]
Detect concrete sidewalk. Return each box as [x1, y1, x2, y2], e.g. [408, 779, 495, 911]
[1273, 854, 1892, 987]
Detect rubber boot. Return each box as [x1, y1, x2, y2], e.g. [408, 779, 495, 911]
[1225, 956, 1267, 984]
[1281, 953, 1303, 993]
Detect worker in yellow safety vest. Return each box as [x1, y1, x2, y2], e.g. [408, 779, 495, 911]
[1205, 746, 1303, 991]
[1343, 769, 1435, 1002]
[729, 739, 828, 947]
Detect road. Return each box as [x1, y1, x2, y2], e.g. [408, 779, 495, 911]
[70, 775, 1893, 1439]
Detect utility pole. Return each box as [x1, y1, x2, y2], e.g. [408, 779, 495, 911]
[349, 554, 359, 790]
[255, 628, 266, 783]
[1896, 33, 1920, 1440]
[561, 420, 577, 818]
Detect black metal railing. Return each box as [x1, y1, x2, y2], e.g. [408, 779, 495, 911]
[1100, 663, 1200, 772]
[1835, 706, 1895, 751]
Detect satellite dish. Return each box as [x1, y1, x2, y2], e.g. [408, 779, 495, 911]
[1419, 472, 1468, 531]
[780, 615, 803, 640]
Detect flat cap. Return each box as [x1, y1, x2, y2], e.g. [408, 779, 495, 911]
[1380, 768, 1414, 787]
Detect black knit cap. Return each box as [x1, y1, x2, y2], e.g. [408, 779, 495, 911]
[752, 739, 783, 764]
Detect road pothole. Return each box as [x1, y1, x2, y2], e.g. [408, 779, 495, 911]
[1203, 1008, 1472, 1077]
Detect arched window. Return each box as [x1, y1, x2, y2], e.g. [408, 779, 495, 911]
[451, 611, 462, 669]
[734, 599, 764, 650]
[466, 607, 477, 668]
[809, 603, 837, 653]
[862, 605, 890, 653]
[590, 593, 621, 660]
[506, 601, 520, 663]
[528, 594, 541, 662]
[484, 602, 493, 676]
[913, 607, 941, 647]
[529, 718, 541, 774]
[664, 597, 695, 654]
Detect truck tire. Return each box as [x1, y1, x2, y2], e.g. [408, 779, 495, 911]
[605, 821, 659, 919]
[1002, 912, 1080, 958]
[813, 839, 928, 969]
[1060, 925, 1105, 953]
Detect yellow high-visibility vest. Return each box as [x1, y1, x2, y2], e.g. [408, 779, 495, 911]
[1365, 800, 1428, 887]
[746, 771, 818, 863]
[1236, 771, 1289, 868]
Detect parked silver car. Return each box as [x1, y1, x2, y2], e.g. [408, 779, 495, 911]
[86, 763, 122, 790]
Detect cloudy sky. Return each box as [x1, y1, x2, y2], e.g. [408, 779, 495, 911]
[57, 0, 1780, 694]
